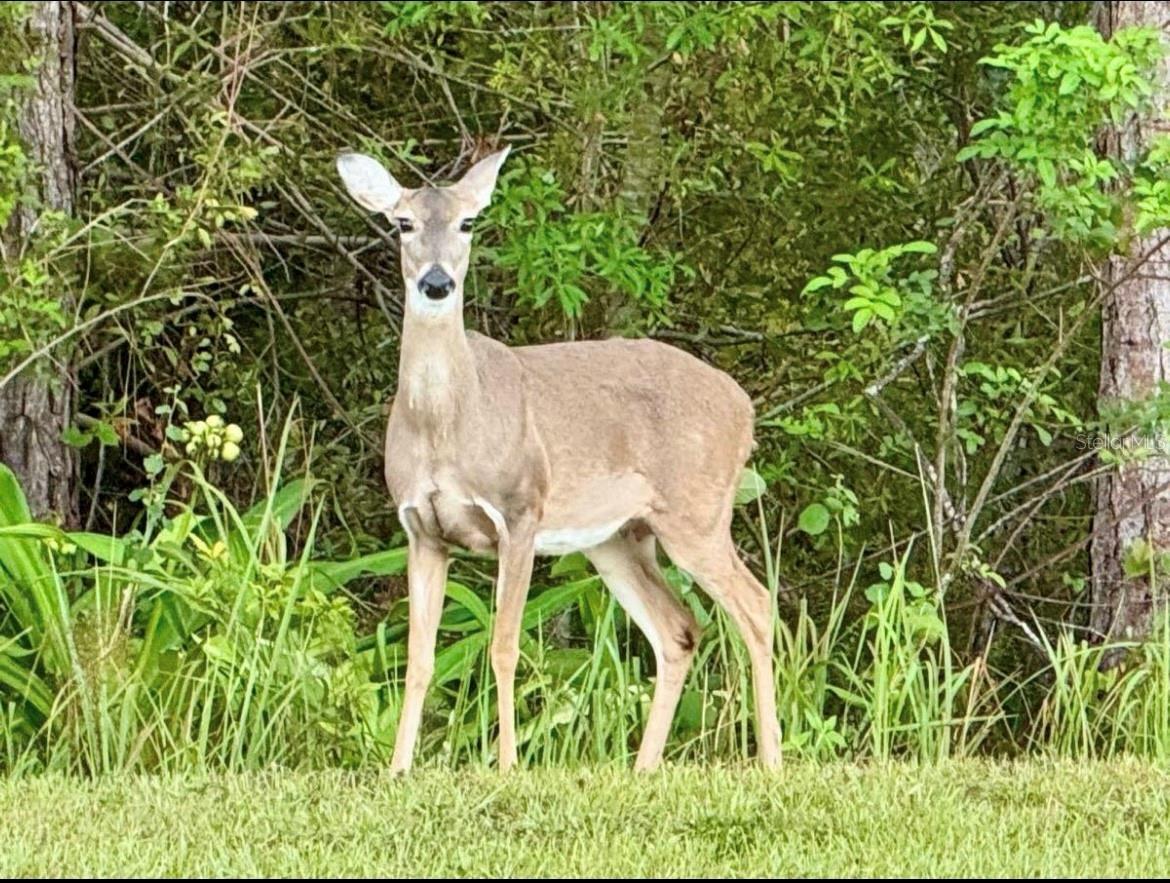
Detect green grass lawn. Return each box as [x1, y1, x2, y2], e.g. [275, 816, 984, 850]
[2, 760, 1168, 877]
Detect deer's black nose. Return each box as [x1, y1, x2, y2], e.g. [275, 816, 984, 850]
[419, 265, 455, 300]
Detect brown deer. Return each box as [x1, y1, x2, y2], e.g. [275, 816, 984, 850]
[337, 146, 780, 772]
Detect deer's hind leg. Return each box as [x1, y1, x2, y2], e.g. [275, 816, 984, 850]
[585, 525, 700, 771]
[650, 516, 781, 768]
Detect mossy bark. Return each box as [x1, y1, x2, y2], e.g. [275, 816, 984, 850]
[0, 1, 76, 524]
[1091, 0, 1170, 642]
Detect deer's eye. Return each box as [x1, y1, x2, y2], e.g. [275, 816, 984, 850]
[459, 218, 474, 234]
[394, 218, 414, 234]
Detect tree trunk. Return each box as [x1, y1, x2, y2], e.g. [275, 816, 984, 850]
[0, 1, 76, 523]
[1090, 0, 1170, 641]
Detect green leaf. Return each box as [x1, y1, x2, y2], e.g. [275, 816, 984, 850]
[93, 421, 120, 447]
[0, 466, 73, 678]
[901, 241, 938, 254]
[550, 551, 589, 577]
[797, 503, 830, 536]
[201, 634, 236, 665]
[664, 565, 693, 594]
[955, 145, 982, 163]
[446, 581, 491, 628]
[61, 426, 93, 448]
[735, 467, 767, 505]
[801, 275, 833, 294]
[968, 118, 999, 137]
[66, 531, 128, 565]
[309, 547, 408, 592]
[851, 308, 873, 334]
[842, 296, 873, 312]
[0, 641, 53, 718]
[434, 632, 487, 684]
[521, 577, 597, 631]
[237, 478, 318, 542]
[1037, 158, 1056, 188]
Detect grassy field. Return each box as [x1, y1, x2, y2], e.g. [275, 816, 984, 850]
[3, 761, 1168, 877]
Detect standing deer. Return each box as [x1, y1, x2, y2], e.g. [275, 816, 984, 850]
[337, 146, 780, 772]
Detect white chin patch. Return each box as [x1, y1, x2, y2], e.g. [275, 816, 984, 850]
[406, 283, 460, 319]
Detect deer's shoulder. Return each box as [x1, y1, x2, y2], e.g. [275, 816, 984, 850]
[465, 330, 523, 378]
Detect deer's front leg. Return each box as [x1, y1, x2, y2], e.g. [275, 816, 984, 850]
[390, 536, 449, 774]
[491, 523, 536, 772]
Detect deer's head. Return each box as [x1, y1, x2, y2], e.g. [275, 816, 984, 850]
[336, 147, 510, 319]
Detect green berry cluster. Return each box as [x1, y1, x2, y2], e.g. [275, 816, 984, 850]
[180, 415, 244, 462]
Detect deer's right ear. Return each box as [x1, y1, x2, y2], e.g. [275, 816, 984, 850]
[336, 153, 403, 215]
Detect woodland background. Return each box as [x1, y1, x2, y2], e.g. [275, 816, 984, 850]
[3, 1, 1170, 771]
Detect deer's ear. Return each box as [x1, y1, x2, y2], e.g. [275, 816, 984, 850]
[456, 146, 510, 213]
[336, 153, 403, 214]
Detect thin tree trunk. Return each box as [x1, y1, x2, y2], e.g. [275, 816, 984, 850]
[607, 59, 668, 332]
[1091, 0, 1170, 641]
[0, 1, 76, 523]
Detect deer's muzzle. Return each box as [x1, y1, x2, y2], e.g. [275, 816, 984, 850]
[419, 265, 456, 301]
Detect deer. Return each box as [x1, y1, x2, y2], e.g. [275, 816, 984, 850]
[336, 145, 781, 773]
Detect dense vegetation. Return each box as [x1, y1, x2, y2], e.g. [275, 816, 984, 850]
[3, 1, 1170, 773]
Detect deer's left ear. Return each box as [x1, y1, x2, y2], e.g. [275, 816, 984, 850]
[456, 146, 510, 213]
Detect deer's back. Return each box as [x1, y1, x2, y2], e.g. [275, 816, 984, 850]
[472, 333, 755, 528]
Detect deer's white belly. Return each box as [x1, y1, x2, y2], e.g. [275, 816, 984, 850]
[534, 518, 630, 556]
[534, 471, 655, 555]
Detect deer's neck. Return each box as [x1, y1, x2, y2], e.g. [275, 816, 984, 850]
[397, 312, 479, 437]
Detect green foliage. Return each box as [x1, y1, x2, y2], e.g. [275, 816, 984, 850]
[380, 1, 487, 38]
[5, 455, 1170, 772]
[958, 19, 1167, 243]
[957, 361, 1082, 451]
[5, 0, 1170, 775]
[0, 421, 612, 771]
[797, 475, 860, 541]
[802, 240, 944, 336]
[797, 503, 830, 537]
[1032, 619, 1170, 758]
[488, 164, 682, 319]
[734, 466, 767, 505]
[28, 1, 1105, 597]
[881, 3, 954, 56]
[0, 115, 27, 230]
[1133, 134, 1170, 234]
[2, 426, 413, 769]
[846, 552, 961, 761]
